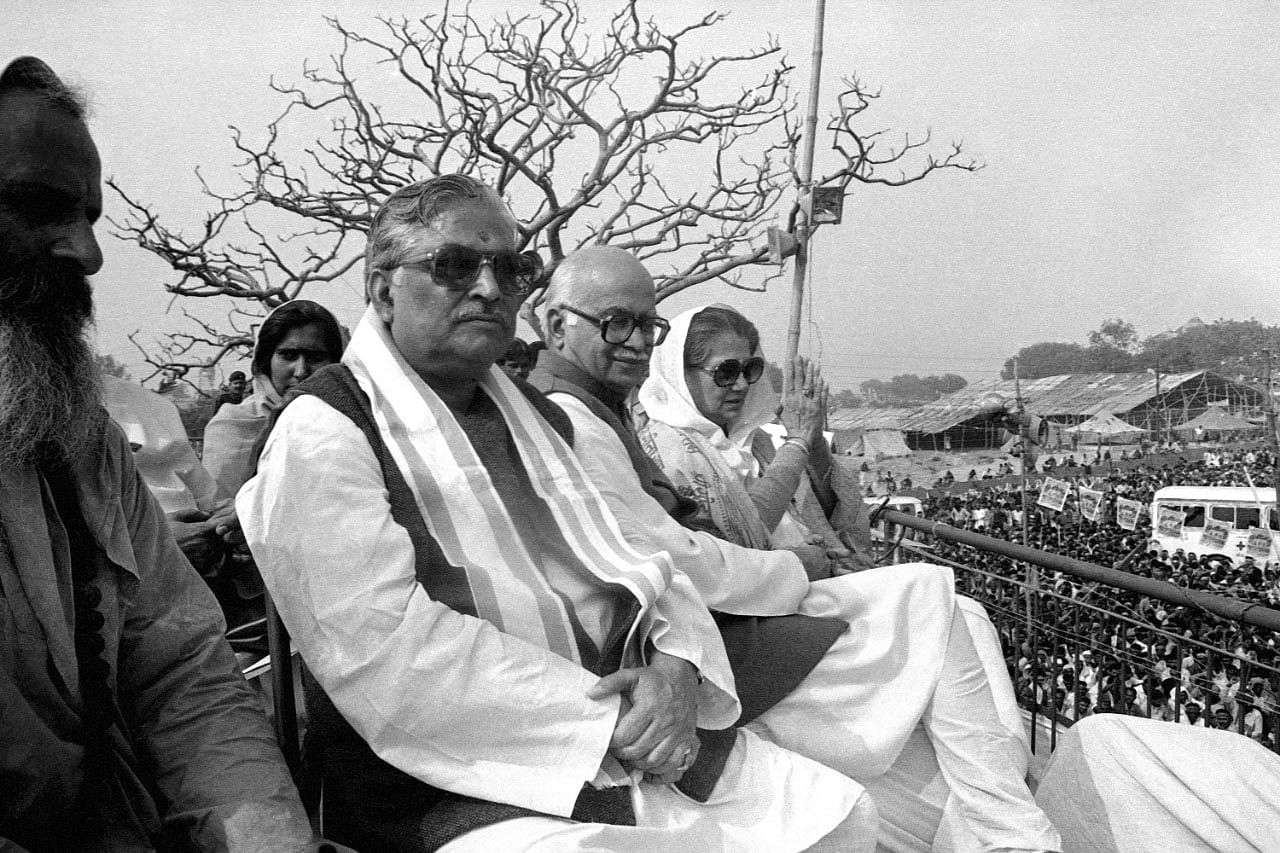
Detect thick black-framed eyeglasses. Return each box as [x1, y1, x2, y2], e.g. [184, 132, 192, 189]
[560, 305, 671, 346]
[694, 356, 766, 388]
[395, 244, 543, 296]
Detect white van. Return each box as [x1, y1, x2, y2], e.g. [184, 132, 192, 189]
[1149, 486, 1277, 565]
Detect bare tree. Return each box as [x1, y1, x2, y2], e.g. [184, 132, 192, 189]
[111, 0, 979, 375]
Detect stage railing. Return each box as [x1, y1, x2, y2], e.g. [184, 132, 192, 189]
[876, 509, 1280, 756]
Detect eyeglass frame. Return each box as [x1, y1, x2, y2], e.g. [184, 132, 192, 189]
[692, 356, 767, 388]
[557, 304, 671, 346]
[389, 244, 544, 297]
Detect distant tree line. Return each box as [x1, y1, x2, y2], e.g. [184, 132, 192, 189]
[834, 373, 968, 408]
[1001, 318, 1280, 382]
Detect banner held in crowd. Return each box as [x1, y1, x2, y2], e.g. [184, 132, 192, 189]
[1077, 487, 1103, 522]
[1200, 518, 1231, 551]
[1037, 477, 1070, 512]
[1246, 527, 1275, 560]
[1156, 507, 1186, 539]
[1116, 497, 1143, 531]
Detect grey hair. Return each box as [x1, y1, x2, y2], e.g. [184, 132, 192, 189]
[0, 56, 87, 119]
[363, 174, 517, 293]
[684, 306, 760, 367]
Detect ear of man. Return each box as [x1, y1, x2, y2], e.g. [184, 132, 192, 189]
[544, 305, 569, 349]
[369, 268, 395, 322]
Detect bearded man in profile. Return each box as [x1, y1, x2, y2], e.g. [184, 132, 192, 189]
[0, 56, 314, 851]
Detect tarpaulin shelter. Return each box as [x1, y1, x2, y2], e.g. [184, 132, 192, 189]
[1174, 408, 1261, 439]
[898, 371, 1264, 451]
[827, 409, 912, 457]
[842, 428, 913, 458]
[1064, 412, 1148, 445]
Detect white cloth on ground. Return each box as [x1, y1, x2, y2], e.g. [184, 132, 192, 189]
[1035, 714, 1280, 853]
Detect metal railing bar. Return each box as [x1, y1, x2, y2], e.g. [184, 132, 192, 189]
[880, 509, 1280, 633]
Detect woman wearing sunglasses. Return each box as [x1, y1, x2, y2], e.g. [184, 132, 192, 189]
[637, 304, 851, 573]
[638, 304, 1060, 852]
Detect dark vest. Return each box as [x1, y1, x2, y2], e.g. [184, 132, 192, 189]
[279, 365, 737, 851]
[283, 365, 646, 852]
[529, 355, 847, 724]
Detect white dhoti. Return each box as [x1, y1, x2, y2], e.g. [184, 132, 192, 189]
[1036, 714, 1280, 853]
[439, 729, 876, 852]
[743, 563, 1061, 853]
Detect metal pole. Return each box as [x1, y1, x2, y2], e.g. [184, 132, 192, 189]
[782, 0, 827, 397]
[1015, 358, 1039, 632]
[1265, 349, 1280, 493]
[1015, 359, 1029, 548]
[1154, 359, 1162, 443]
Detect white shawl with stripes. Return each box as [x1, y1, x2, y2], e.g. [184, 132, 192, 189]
[345, 307, 678, 668]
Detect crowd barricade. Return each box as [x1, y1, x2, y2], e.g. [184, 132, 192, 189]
[877, 509, 1280, 757]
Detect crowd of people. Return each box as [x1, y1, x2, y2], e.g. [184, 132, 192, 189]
[910, 445, 1280, 749]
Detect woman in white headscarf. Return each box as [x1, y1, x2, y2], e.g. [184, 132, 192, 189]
[203, 299, 346, 500]
[637, 304, 862, 572]
[638, 305, 1061, 853]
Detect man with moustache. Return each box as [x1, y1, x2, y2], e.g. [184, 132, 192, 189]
[239, 175, 872, 852]
[0, 57, 314, 850]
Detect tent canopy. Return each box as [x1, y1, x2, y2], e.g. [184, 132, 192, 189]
[831, 425, 912, 458]
[1064, 412, 1147, 437]
[843, 428, 912, 458]
[1175, 409, 1260, 434]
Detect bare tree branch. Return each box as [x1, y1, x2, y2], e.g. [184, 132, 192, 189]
[111, 0, 979, 371]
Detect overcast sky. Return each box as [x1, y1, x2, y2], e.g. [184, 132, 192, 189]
[6, 1, 1278, 390]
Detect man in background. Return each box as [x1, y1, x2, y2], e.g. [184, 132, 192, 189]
[214, 370, 248, 413]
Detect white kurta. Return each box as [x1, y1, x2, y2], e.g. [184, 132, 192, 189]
[550, 395, 811, 616]
[240, 393, 870, 851]
[555, 391, 1060, 852]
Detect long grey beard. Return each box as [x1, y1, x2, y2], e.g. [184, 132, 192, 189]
[0, 314, 102, 469]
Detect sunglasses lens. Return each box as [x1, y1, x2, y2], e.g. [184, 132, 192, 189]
[432, 245, 483, 288]
[493, 251, 541, 294]
[743, 358, 765, 384]
[712, 360, 741, 387]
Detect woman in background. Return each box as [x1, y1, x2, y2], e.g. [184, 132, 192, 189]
[203, 299, 345, 499]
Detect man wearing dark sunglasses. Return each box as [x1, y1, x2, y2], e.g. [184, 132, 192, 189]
[365, 199, 543, 401]
[243, 180, 870, 851]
